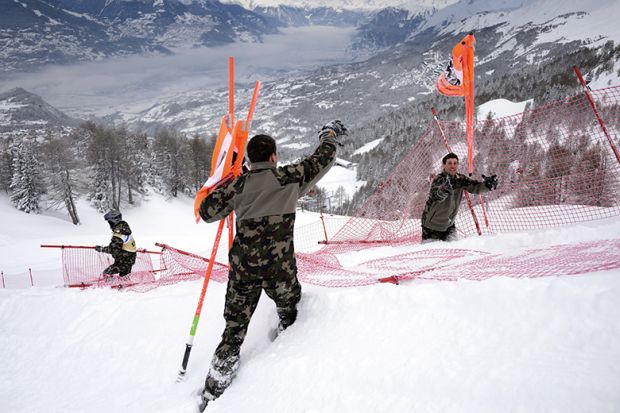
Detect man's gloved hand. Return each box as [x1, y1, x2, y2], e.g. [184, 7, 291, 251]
[319, 120, 347, 145]
[482, 174, 498, 190]
[95, 245, 103, 253]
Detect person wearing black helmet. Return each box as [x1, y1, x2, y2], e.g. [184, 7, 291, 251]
[95, 210, 137, 277]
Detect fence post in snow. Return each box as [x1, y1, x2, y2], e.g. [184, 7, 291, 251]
[1, 271, 4, 288]
[29, 268, 33, 287]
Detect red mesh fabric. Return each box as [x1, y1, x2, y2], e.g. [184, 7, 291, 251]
[325, 86, 620, 249]
[61, 247, 155, 287]
[107, 238, 620, 290]
[156, 243, 228, 284]
[390, 239, 620, 282]
[50, 86, 620, 291]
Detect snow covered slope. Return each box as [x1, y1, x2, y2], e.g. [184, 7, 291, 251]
[1, 189, 619, 413]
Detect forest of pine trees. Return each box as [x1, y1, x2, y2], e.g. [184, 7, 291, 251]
[0, 123, 216, 224]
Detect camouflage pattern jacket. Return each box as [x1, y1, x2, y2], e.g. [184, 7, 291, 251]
[421, 172, 489, 232]
[101, 221, 137, 258]
[199, 141, 337, 281]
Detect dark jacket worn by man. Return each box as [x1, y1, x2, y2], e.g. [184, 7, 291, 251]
[421, 152, 497, 242]
[421, 172, 489, 232]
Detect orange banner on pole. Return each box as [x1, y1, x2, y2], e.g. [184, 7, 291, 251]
[436, 33, 476, 174]
[193, 76, 261, 223]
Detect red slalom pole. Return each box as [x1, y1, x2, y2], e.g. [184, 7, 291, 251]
[574, 66, 620, 166]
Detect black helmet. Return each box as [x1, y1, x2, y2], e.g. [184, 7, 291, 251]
[104, 210, 122, 225]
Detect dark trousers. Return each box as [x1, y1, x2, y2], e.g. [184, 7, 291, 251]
[103, 252, 136, 276]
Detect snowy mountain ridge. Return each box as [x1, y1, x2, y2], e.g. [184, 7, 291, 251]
[79, 0, 619, 159]
[0, 0, 277, 73]
[417, 0, 619, 40]
[0, 88, 78, 133]
[220, 0, 458, 12]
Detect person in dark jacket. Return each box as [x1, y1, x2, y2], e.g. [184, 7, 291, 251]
[197, 120, 346, 411]
[421, 153, 497, 242]
[95, 210, 137, 277]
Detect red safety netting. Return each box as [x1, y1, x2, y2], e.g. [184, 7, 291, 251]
[324, 85, 620, 249]
[49, 85, 620, 291]
[50, 244, 229, 292]
[119, 238, 620, 289]
[58, 247, 157, 288]
[156, 243, 228, 284]
[390, 239, 620, 283]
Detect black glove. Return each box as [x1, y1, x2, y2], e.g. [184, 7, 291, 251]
[95, 245, 103, 252]
[482, 174, 498, 190]
[319, 120, 347, 146]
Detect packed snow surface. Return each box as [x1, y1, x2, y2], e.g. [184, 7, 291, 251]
[1, 193, 619, 412]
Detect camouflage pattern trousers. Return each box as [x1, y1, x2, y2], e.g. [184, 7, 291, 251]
[202, 273, 302, 401]
[103, 252, 136, 277]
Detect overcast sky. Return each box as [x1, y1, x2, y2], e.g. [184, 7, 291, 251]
[0, 26, 357, 117]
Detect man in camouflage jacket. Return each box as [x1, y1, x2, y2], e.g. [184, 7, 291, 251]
[421, 153, 497, 242]
[95, 210, 137, 277]
[197, 120, 346, 409]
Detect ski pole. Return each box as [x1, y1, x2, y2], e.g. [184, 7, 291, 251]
[178, 218, 226, 380]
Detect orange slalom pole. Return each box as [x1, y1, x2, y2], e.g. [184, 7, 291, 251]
[243, 81, 261, 133]
[178, 218, 226, 380]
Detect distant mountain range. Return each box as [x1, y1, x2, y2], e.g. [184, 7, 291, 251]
[1, 0, 618, 161]
[219, 0, 457, 12]
[1, 0, 277, 73]
[0, 88, 78, 133]
[0, 0, 484, 75]
[94, 0, 620, 158]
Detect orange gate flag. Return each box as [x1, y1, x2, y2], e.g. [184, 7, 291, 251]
[436, 32, 476, 175]
[193, 115, 235, 223]
[193, 81, 261, 223]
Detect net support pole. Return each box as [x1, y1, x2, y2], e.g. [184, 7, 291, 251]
[431, 107, 483, 235]
[319, 209, 329, 243]
[573, 66, 620, 166]
[1, 271, 4, 288]
[178, 218, 226, 380]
